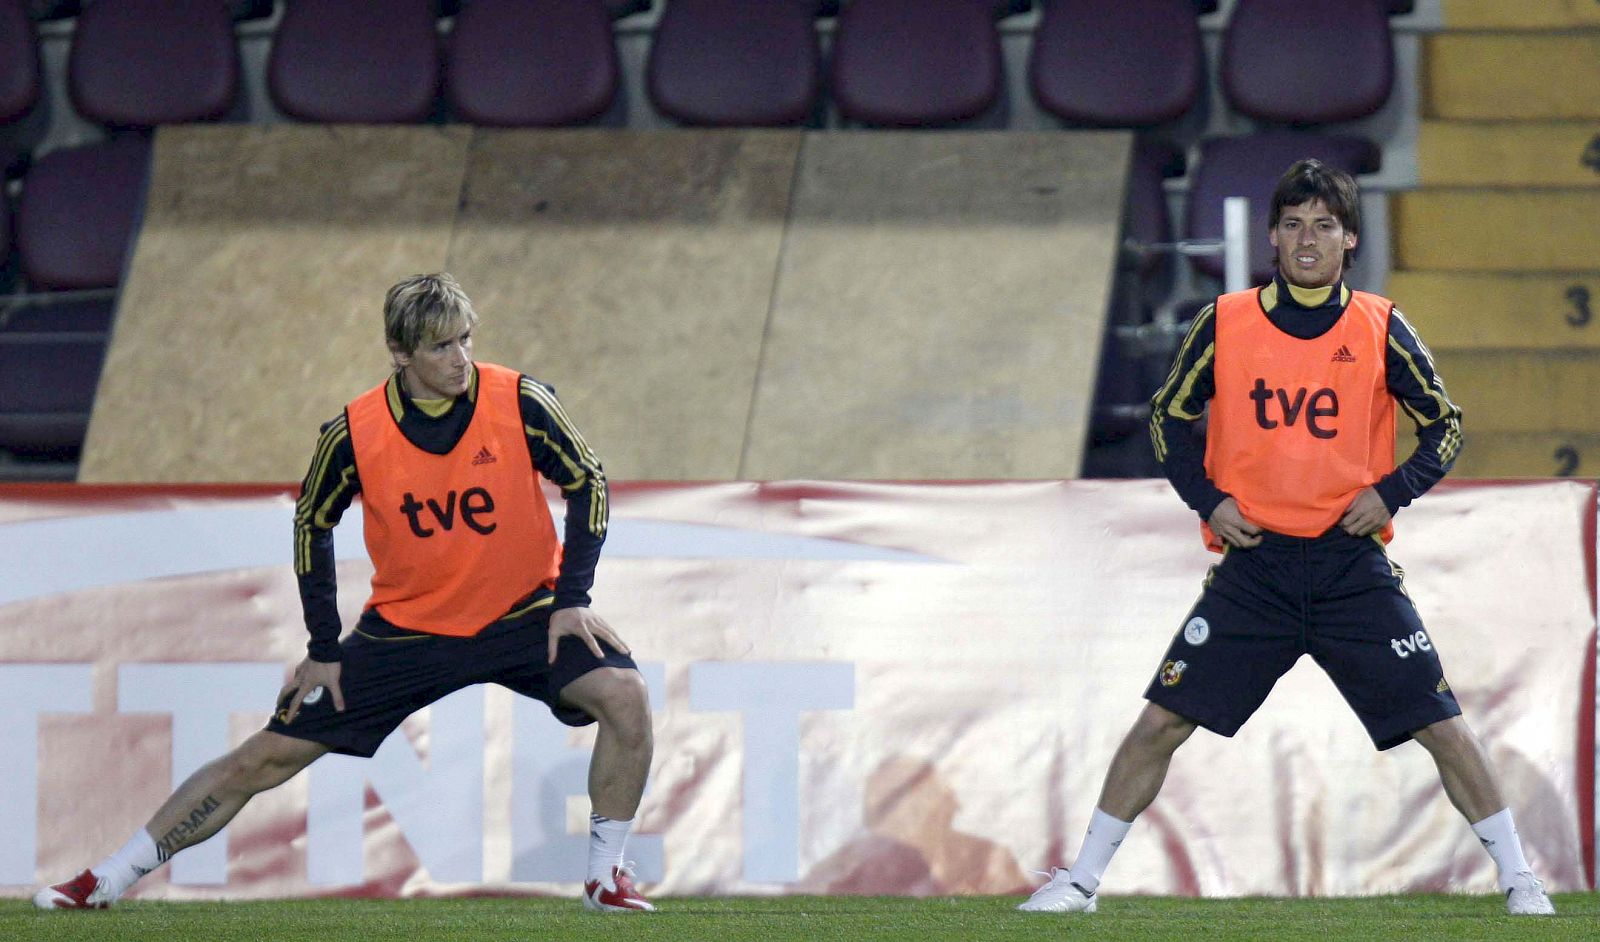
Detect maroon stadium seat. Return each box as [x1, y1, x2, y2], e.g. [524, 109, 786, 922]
[0, 0, 42, 178]
[0, 0, 40, 127]
[647, 0, 821, 127]
[446, 0, 618, 127]
[269, 0, 441, 123]
[1029, 0, 1202, 127]
[68, 0, 240, 127]
[831, 0, 1002, 127]
[1222, 0, 1393, 126]
[16, 135, 149, 291]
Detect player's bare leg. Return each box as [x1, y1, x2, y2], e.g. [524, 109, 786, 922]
[34, 731, 327, 909]
[145, 731, 330, 860]
[1021, 703, 1197, 913]
[560, 666, 656, 912]
[1413, 716, 1553, 915]
[1096, 703, 1198, 821]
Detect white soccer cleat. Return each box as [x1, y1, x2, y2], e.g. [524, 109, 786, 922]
[1017, 867, 1098, 913]
[33, 869, 116, 910]
[1504, 870, 1554, 915]
[583, 863, 656, 913]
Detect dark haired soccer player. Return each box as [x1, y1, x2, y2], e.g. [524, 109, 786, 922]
[1019, 160, 1553, 916]
[37, 273, 657, 913]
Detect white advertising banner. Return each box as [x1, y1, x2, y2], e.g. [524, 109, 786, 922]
[0, 480, 1593, 899]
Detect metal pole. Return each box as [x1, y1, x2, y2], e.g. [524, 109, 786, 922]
[1223, 196, 1249, 293]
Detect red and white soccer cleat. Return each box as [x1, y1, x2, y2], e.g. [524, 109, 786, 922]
[582, 863, 656, 913]
[33, 869, 115, 910]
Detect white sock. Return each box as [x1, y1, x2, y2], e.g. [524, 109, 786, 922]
[1067, 808, 1133, 894]
[89, 828, 161, 900]
[1471, 808, 1533, 890]
[588, 814, 632, 886]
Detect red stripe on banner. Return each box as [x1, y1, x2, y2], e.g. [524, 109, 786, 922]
[0, 483, 299, 499]
[1581, 481, 1597, 889]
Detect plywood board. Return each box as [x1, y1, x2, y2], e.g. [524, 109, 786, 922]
[741, 131, 1129, 479]
[450, 130, 801, 481]
[81, 125, 473, 482]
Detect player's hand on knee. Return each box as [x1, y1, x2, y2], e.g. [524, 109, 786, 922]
[1338, 486, 1391, 537]
[279, 657, 345, 723]
[549, 606, 631, 664]
[1209, 497, 1263, 549]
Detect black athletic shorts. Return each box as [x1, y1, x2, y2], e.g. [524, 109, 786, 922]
[266, 604, 638, 758]
[1144, 528, 1461, 750]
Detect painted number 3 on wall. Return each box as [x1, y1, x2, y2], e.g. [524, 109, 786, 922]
[1565, 285, 1591, 327]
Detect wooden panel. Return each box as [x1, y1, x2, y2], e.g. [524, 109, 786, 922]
[80, 127, 1132, 485]
[741, 131, 1129, 479]
[1391, 190, 1600, 272]
[1427, 349, 1600, 433]
[1417, 121, 1600, 188]
[81, 125, 472, 482]
[1423, 34, 1600, 119]
[1443, 431, 1600, 478]
[449, 130, 801, 481]
[1385, 272, 1600, 349]
[1441, 0, 1600, 30]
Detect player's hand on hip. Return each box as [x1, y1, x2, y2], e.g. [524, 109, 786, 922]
[549, 606, 631, 664]
[1209, 497, 1263, 549]
[1339, 486, 1391, 537]
[280, 656, 345, 724]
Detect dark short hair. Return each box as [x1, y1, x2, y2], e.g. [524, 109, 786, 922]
[1269, 159, 1361, 268]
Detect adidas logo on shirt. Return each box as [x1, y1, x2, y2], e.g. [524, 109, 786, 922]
[471, 446, 497, 466]
[1331, 345, 1357, 363]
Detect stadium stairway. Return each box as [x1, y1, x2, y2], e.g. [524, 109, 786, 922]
[1387, 1, 1600, 477]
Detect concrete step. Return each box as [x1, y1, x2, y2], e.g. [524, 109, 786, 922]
[1426, 349, 1600, 433]
[1390, 189, 1600, 272]
[1404, 430, 1600, 478]
[1385, 272, 1600, 349]
[1418, 121, 1600, 187]
[1423, 33, 1600, 119]
[1441, 0, 1600, 30]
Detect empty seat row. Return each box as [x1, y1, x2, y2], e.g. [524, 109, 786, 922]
[1, 0, 1402, 131]
[0, 0, 1398, 287]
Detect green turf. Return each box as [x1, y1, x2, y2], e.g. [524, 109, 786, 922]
[5, 893, 1597, 942]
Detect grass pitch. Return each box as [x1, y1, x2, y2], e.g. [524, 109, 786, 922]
[5, 892, 1597, 942]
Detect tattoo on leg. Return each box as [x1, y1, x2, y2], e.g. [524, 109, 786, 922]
[155, 795, 222, 862]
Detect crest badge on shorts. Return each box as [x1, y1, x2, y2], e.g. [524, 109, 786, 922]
[1184, 616, 1210, 646]
[1160, 659, 1188, 687]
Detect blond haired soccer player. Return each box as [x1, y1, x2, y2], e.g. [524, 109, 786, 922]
[1019, 160, 1553, 916]
[37, 273, 656, 913]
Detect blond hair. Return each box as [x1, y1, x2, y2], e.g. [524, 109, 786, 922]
[383, 272, 479, 354]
